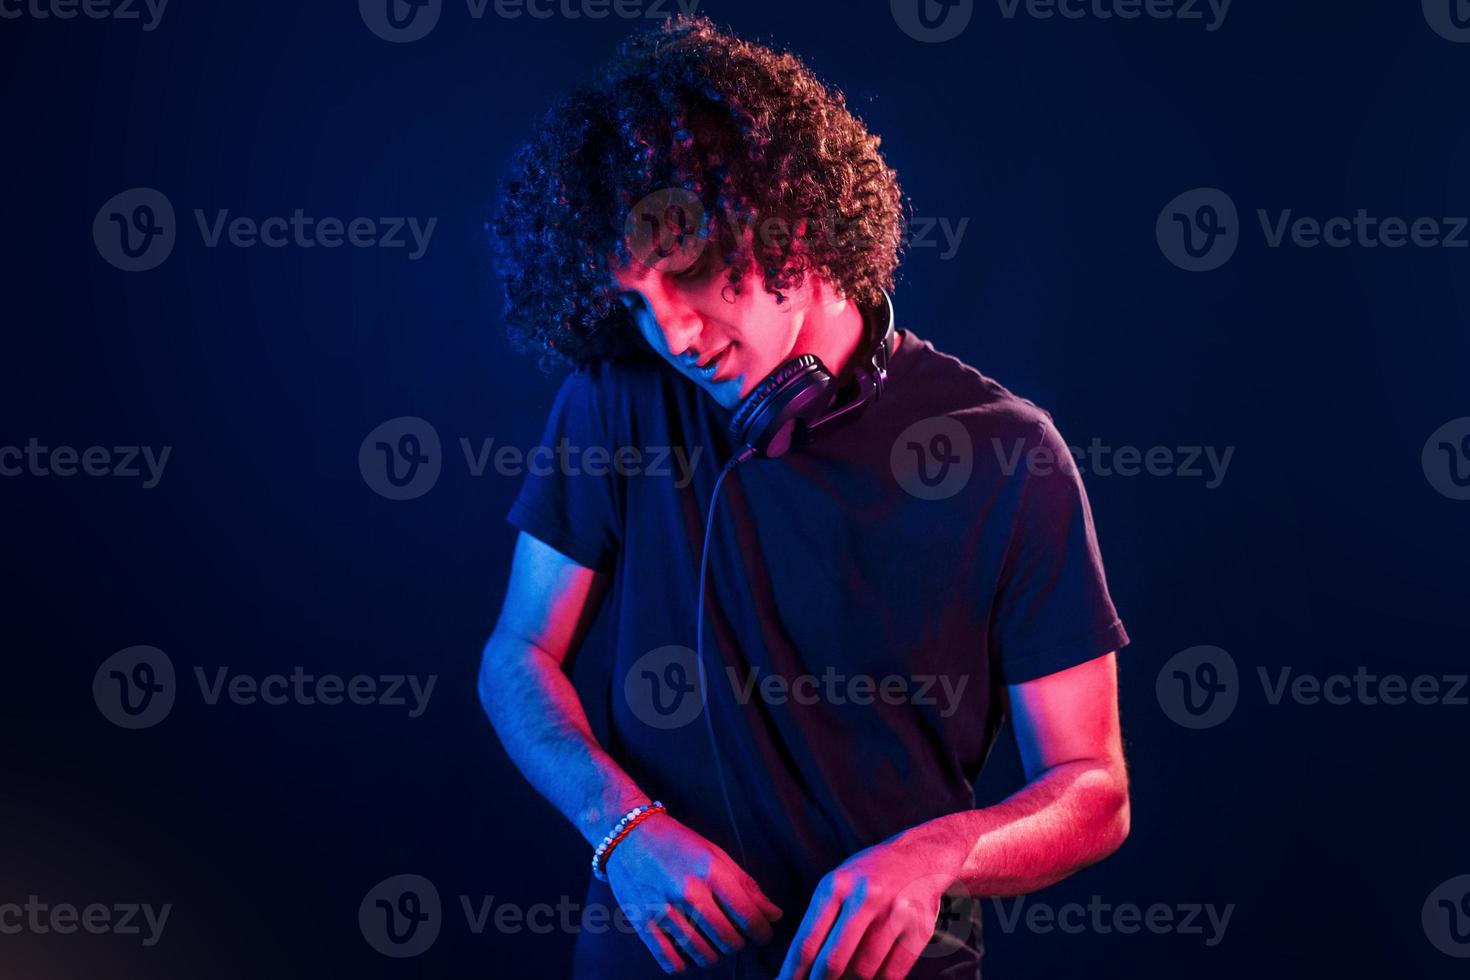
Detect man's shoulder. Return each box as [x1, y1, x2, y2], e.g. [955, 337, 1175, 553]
[895, 329, 1056, 444]
[561, 351, 668, 395]
[548, 352, 689, 443]
[543, 349, 678, 416]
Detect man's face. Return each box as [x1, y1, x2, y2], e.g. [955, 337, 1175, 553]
[612, 245, 805, 411]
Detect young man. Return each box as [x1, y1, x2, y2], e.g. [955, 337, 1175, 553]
[480, 16, 1130, 979]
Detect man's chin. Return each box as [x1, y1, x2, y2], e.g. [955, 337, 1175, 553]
[702, 374, 748, 411]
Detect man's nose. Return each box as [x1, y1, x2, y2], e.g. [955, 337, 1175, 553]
[651, 305, 704, 359]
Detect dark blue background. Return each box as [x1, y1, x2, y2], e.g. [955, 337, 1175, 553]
[2, 1, 1467, 977]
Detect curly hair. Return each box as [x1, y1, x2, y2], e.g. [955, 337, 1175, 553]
[492, 14, 908, 369]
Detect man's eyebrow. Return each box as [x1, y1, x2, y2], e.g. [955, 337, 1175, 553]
[609, 255, 652, 283]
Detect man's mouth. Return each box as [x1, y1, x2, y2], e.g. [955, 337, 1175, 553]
[688, 343, 733, 382]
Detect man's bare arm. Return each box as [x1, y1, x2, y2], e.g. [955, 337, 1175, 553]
[777, 652, 1128, 979]
[479, 532, 783, 974]
[905, 650, 1130, 896]
[478, 532, 648, 845]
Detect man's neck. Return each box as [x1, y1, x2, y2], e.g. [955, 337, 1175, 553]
[791, 290, 899, 380]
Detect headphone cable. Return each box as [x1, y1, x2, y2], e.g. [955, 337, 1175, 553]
[695, 448, 753, 977]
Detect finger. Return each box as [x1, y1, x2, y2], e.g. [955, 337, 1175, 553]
[776, 891, 840, 980]
[660, 906, 721, 969]
[630, 915, 687, 975]
[846, 917, 905, 980]
[751, 884, 784, 922]
[875, 923, 931, 980]
[711, 881, 775, 946]
[731, 870, 785, 925]
[808, 898, 873, 980]
[680, 888, 747, 955]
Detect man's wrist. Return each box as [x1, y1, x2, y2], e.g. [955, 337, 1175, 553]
[890, 814, 978, 892]
[592, 801, 666, 881]
[577, 785, 653, 847]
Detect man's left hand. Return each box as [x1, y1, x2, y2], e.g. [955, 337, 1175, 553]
[776, 833, 954, 980]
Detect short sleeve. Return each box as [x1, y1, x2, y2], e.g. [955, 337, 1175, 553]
[992, 417, 1129, 684]
[506, 370, 622, 572]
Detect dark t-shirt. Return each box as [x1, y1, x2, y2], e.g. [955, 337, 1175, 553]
[507, 325, 1128, 979]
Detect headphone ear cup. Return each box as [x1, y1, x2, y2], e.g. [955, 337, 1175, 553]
[729, 355, 837, 458]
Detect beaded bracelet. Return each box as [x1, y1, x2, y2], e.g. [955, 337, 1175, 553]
[592, 801, 666, 881]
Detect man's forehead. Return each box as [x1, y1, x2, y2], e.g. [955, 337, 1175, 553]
[609, 259, 648, 288]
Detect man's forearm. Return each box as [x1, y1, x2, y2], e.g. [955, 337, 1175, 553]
[893, 759, 1130, 898]
[479, 630, 650, 846]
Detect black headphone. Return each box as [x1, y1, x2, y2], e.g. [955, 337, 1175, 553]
[728, 289, 897, 459]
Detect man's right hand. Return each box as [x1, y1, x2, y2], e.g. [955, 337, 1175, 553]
[605, 813, 784, 974]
